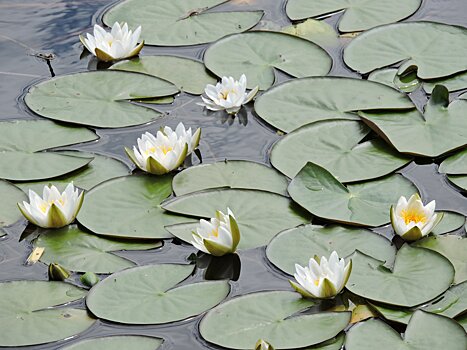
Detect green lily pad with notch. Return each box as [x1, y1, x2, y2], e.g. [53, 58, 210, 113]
[0, 120, 97, 181]
[86, 264, 229, 324]
[78, 174, 196, 239]
[204, 31, 332, 90]
[345, 311, 467, 350]
[62, 336, 163, 350]
[111, 56, 216, 95]
[33, 225, 161, 273]
[25, 71, 178, 128]
[0, 180, 27, 227]
[288, 162, 417, 227]
[424, 71, 467, 93]
[266, 224, 396, 275]
[368, 68, 422, 93]
[0, 281, 95, 347]
[439, 148, 467, 175]
[431, 212, 465, 235]
[286, 0, 421, 32]
[103, 0, 263, 46]
[200, 290, 350, 349]
[16, 151, 130, 194]
[412, 235, 467, 284]
[281, 19, 339, 47]
[344, 22, 467, 79]
[254, 77, 414, 132]
[162, 188, 311, 249]
[62, 335, 162, 350]
[347, 245, 454, 307]
[172, 160, 289, 196]
[271, 120, 411, 181]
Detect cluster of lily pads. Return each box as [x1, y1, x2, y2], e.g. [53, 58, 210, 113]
[1, 0, 467, 349]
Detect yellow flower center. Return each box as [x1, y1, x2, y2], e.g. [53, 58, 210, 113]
[145, 145, 173, 156]
[314, 279, 320, 286]
[210, 227, 219, 238]
[401, 209, 427, 225]
[219, 89, 236, 100]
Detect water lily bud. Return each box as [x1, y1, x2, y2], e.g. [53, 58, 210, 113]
[80, 272, 99, 287]
[191, 208, 240, 256]
[79, 22, 144, 62]
[390, 193, 443, 241]
[125, 122, 200, 175]
[255, 339, 275, 350]
[17, 183, 84, 229]
[198, 74, 259, 114]
[289, 251, 352, 299]
[48, 263, 70, 281]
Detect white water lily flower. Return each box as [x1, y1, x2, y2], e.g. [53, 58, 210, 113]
[198, 74, 259, 114]
[255, 339, 275, 350]
[17, 183, 84, 229]
[290, 251, 352, 299]
[191, 208, 240, 256]
[390, 194, 443, 241]
[80, 22, 143, 62]
[125, 122, 200, 175]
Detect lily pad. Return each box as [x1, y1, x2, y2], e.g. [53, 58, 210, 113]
[446, 176, 467, 191]
[162, 189, 311, 249]
[78, 174, 195, 239]
[25, 71, 178, 128]
[457, 314, 467, 331]
[270, 120, 411, 181]
[62, 336, 163, 350]
[288, 162, 417, 226]
[266, 224, 396, 275]
[0, 281, 95, 347]
[424, 71, 467, 93]
[368, 68, 421, 93]
[34, 225, 161, 273]
[172, 160, 289, 196]
[0, 120, 97, 181]
[200, 291, 350, 349]
[16, 151, 130, 193]
[439, 148, 467, 175]
[103, 0, 263, 46]
[86, 264, 229, 324]
[347, 245, 454, 307]
[431, 212, 465, 235]
[0, 180, 27, 227]
[111, 56, 216, 95]
[345, 311, 467, 350]
[344, 22, 467, 79]
[204, 31, 332, 90]
[254, 77, 414, 132]
[281, 19, 339, 47]
[286, 0, 421, 32]
[360, 86, 467, 157]
[412, 235, 467, 284]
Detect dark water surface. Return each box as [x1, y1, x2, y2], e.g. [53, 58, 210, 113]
[0, 0, 466, 349]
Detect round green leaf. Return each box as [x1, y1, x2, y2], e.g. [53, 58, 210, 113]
[344, 22, 467, 79]
[271, 120, 411, 181]
[439, 148, 467, 175]
[347, 245, 455, 307]
[432, 212, 465, 235]
[16, 151, 130, 193]
[162, 189, 311, 249]
[368, 68, 422, 93]
[86, 264, 230, 324]
[0, 281, 95, 347]
[412, 235, 467, 284]
[266, 224, 396, 275]
[424, 71, 467, 93]
[103, 0, 263, 46]
[172, 160, 289, 196]
[62, 336, 163, 350]
[111, 56, 216, 95]
[0, 120, 97, 181]
[286, 0, 421, 32]
[34, 225, 161, 273]
[204, 31, 332, 90]
[200, 291, 350, 349]
[0, 180, 27, 227]
[25, 71, 178, 128]
[345, 311, 467, 350]
[288, 162, 417, 227]
[254, 77, 414, 132]
[78, 174, 195, 239]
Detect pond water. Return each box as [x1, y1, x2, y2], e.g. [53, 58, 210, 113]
[0, 0, 466, 349]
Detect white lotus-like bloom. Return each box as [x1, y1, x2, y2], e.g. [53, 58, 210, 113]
[198, 74, 259, 114]
[191, 208, 240, 256]
[290, 251, 352, 299]
[80, 22, 143, 62]
[125, 122, 200, 175]
[390, 194, 443, 241]
[17, 183, 84, 229]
